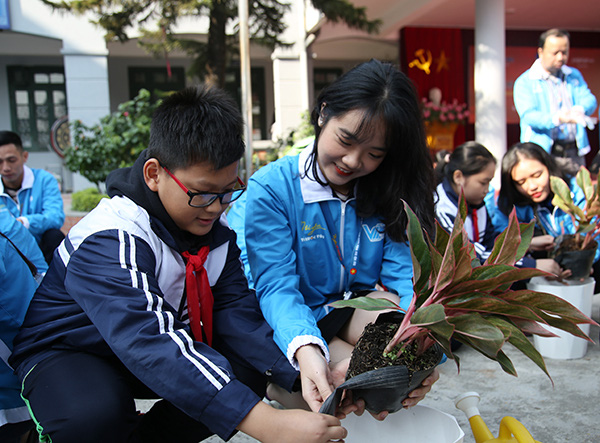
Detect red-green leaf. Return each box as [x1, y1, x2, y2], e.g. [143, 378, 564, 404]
[486, 316, 551, 381]
[485, 209, 522, 265]
[516, 221, 535, 262]
[446, 295, 545, 322]
[410, 305, 455, 340]
[405, 200, 432, 293]
[329, 297, 400, 311]
[503, 290, 598, 324]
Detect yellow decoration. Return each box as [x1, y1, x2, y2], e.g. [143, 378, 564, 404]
[425, 121, 458, 152]
[409, 49, 432, 75]
[435, 50, 451, 73]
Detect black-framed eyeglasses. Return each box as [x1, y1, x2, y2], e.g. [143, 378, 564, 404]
[162, 165, 246, 208]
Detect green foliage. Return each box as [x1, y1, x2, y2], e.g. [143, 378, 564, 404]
[39, 0, 380, 86]
[331, 193, 598, 382]
[71, 188, 109, 212]
[275, 111, 315, 156]
[64, 89, 161, 186]
[551, 166, 600, 249]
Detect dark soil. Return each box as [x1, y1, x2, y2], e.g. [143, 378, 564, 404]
[346, 319, 440, 380]
[555, 234, 597, 253]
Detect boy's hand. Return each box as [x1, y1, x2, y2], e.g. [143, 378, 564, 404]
[239, 401, 347, 443]
[296, 345, 335, 412]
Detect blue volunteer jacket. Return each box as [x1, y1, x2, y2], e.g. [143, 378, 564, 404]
[227, 146, 414, 368]
[0, 165, 64, 243]
[0, 209, 47, 277]
[10, 195, 296, 440]
[493, 176, 600, 264]
[513, 59, 597, 156]
[434, 179, 498, 263]
[0, 213, 46, 428]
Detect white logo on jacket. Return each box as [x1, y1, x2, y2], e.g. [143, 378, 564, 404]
[362, 223, 385, 242]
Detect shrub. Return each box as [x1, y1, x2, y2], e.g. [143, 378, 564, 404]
[65, 89, 161, 187]
[71, 188, 108, 212]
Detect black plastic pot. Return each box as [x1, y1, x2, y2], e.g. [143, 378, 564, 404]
[554, 235, 597, 280]
[320, 313, 444, 416]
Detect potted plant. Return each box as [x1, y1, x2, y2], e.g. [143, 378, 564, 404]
[421, 93, 469, 153]
[320, 194, 598, 415]
[550, 166, 600, 279]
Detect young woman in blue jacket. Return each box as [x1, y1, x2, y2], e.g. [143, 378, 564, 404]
[494, 142, 586, 280]
[228, 59, 439, 417]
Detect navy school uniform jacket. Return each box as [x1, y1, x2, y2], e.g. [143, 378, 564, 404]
[435, 178, 498, 263]
[10, 152, 297, 440]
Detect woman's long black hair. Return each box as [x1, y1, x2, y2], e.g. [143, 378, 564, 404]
[497, 142, 570, 216]
[306, 59, 435, 242]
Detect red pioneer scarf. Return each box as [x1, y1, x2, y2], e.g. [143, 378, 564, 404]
[182, 246, 213, 346]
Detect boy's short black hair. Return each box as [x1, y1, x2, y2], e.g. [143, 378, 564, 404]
[147, 85, 245, 171]
[0, 131, 24, 150]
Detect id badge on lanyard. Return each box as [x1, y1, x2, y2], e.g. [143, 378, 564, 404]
[320, 201, 362, 293]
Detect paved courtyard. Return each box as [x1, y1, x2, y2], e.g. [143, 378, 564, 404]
[137, 294, 600, 443]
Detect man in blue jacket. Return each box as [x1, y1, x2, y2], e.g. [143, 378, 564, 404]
[0, 131, 65, 264]
[513, 28, 597, 166]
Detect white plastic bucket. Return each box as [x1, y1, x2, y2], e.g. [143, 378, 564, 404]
[342, 405, 464, 443]
[526, 277, 594, 360]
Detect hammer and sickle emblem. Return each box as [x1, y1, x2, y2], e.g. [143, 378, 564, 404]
[409, 49, 433, 75]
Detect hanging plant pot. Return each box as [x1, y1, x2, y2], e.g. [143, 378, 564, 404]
[320, 312, 443, 416]
[553, 234, 597, 280]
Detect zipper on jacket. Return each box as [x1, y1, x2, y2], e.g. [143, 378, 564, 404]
[337, 200, 348, 293]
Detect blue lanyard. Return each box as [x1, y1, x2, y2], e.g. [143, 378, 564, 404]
[319, 201, 362, 290]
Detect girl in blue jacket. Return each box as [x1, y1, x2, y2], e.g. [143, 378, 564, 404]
[494, 142, 583, 280]
[228, 59, 438, 417]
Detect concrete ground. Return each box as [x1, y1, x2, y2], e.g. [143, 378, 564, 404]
[193, 294, 600, 443]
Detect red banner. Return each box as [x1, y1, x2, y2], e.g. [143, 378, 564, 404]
[401, 27, 465, 104]
[401, 27, 467, 148]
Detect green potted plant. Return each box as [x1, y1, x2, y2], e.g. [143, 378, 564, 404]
[550, 166, 600, 279]
[320, 194, 598, 415]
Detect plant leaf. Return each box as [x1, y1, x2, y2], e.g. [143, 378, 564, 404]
[410, 305, 455, 339]
[486, 316, 551, 381]
[503, 290, 597, 324]
[404, 200, 432, 294]
[329, 297, 400, 311]
[575, 166, 595, 202]
[449, 314, 506, 355]
[446, 295, 546, 322]
[485, 209, 523, 266]
[516, 221, 535, 262]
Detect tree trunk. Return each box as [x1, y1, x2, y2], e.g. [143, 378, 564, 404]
[207, 1, 229, 88]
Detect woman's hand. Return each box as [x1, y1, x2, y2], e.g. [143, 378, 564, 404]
[335, 367, 440, 422]
[402, 368, 440, 408]
[536, 258, 572, 280]
[296, 345, 335, 412]
[529, 235, 556, 252]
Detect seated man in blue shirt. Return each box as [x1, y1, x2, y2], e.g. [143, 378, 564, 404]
[0, 131, 65, 264]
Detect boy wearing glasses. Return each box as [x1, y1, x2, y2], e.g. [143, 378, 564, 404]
[10, 86, 348, 443]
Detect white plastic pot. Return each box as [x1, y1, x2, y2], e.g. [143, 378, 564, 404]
[342, 405, 465, 443]
[526, 276, 594, 359]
